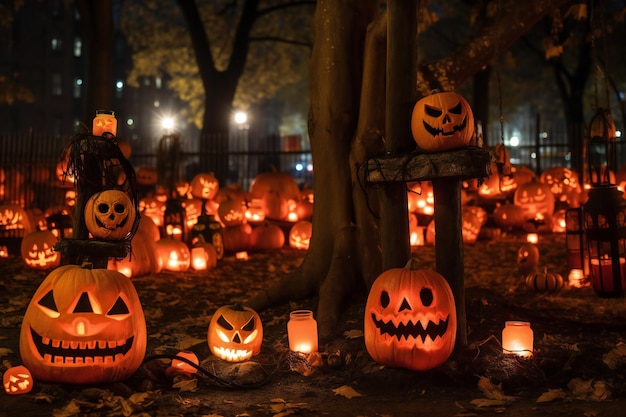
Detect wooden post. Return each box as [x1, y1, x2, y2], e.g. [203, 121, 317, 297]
[432, 178, 467, 346]
[379, 0, 417, 270]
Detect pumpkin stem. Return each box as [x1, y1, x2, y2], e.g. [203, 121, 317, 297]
[404, 258, 420, 270]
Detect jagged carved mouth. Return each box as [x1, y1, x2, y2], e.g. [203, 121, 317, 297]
[96, 215, 128, 231]
[370, 313, 449, 343]
[211, 346, 253, 362]
[29, 327, 134, 365]
[423, 117, 467, 137]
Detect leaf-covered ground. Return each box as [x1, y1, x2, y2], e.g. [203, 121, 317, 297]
[1, 232, 626, 417]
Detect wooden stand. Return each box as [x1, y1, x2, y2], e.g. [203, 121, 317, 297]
[366, 146, 493, 346]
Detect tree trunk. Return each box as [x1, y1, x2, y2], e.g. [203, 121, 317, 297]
[246, 0, 573, 341]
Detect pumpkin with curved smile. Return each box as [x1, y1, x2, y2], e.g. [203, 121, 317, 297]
[19, 264, 147, 384]
[364, 259, 456, 371]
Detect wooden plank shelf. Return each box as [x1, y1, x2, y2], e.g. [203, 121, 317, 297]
[366, 146, 493, 184]
[365, 145, 495, 347]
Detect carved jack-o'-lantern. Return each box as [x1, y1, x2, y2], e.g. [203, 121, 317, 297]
[493, 203, 526, 230]
[364, 259, 457, 371]
[540, 166, 580, 203]
[461, 206, 487, 244]
[218, 198, 247, 227]
[411, 91, 474, 152]
[289, 221, 312, 250]
[155, 238, 190, 272]
[84, 190, 137, 240]
[21, 229, 60, 270]
[19, 265, 147, 384]
[517, 243, 540, 275]
[3, 365, 33, 395]
[513, 179, 555, 222]
[135, 166, 159, 186]
[190, 172, 219, 200]
[139, 197, 166, 227]
[207, 304, 263, 362]
[0, 203, 34, 233]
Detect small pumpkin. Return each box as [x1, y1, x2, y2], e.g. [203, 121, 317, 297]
[288, 221, 312, 250]
[517, 243, 540, 275]
[155, 238, 191, 272]
[364, 259, 457, 371]
[84, 189, 137, 240]
[207, 303, 263, 362]
[411, 91, 474, 152]
[3, 365, 33, 395]
[19, 264, 147, 384]
[525, 269, 564, 293]
[21, 229, 60, 270]
[250, 222, 285, 250]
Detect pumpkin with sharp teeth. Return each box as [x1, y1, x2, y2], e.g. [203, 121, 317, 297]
[207, 304, 263, 362]
[411, 91, 474, 153]
[19, 264, 147, 384]
[84, 190, 137, 240]
[364, 259, 456, 371]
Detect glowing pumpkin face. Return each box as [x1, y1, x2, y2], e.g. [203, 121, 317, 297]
[3, 365, 33, 395]
[84, 190, 137, 240]
[19, 265, 147, 384]
[0, 203, 33, 233]
[513, 180, 555, 221]
[21, 229, 60, 270]
[190, 173, 219, 200]
[411, 91, 474, 152]
[208, 304, 263, 362]
[540, 166, 580, 202]
[139, 197, 165, 227]
[364, 259, 457, 371]
[155, 238, 191, 272]
[218, 199, 246, 227]
[517, 243, 540, 275]
[288, 221, 312, 250]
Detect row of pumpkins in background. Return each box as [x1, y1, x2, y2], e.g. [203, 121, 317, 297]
[2, 168, 314, 274]
[410, 161, 626, 247]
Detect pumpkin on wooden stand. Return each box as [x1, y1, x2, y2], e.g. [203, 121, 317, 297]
[411, 91, 474, 153]
[364, 259, 457, 371]
[19, 264, 147, 384]
[84, 189, 137, 240]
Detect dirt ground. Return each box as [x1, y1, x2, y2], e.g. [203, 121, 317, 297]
[1, 232, 626, 417]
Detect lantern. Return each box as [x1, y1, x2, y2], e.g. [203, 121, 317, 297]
[410, 91, 474, 153]
[566, 208, 588, 275]
[207, 304, 263, 362]
[92, 110, 117, 137]
[526, 233, 538, 244]
[235, 251, 249, 261]
[287, 310, 318, 354]
[3, 365, 33, 395]
[164, 197, 186, 241]
[364, 259, 457, 371]
[190, 214, 224, 260]
[582, 107, 626, 297]
[19, 264, 147, 384]
[502, 321, 533, 357]
[20, 229, 60, 270]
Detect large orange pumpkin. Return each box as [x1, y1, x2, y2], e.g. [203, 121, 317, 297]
[19, 265, 147, 384]
[411, 91, 474, 152]
[364, 259, 457, 371]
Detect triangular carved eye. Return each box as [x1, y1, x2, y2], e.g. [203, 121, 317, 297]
[425, 104, 442, 117]
[38, 290, 59, 313]
[242, 317, 255, 331]
[449, 102, 463, 114]
[107, 297, 129, 315]
[73, 292, 94, 313]
[217, 315, 233, 330]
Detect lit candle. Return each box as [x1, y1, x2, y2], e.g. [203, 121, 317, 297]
[235, 251, 249, 261]
[191, 247, 208, 271]
[502, 321, 533, 357]
[568, 268, 587, 288]
[589, 256, 625, 293]
[526, 233, 538, 244]
[171, 350, 199, 374]
[287, 310, 318, 353]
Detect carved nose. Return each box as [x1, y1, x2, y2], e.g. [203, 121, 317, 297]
[399, 298, 411, 312]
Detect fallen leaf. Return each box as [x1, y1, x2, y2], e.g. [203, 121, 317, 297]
[477, 376, 514, 401]
[469, 398, 508, 407]
[175, 337, 205, 350]
[536, 388, 566, 403]
[173, 378, 198, 392]
[602, 342, 626, 369]
[343, 329, 363, 339]
[332, 385, 362, 399]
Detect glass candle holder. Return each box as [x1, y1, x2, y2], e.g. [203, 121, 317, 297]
[287, 310, 318, 353]
[92, 110, 117, 137]
[502, 321, 533, 357]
